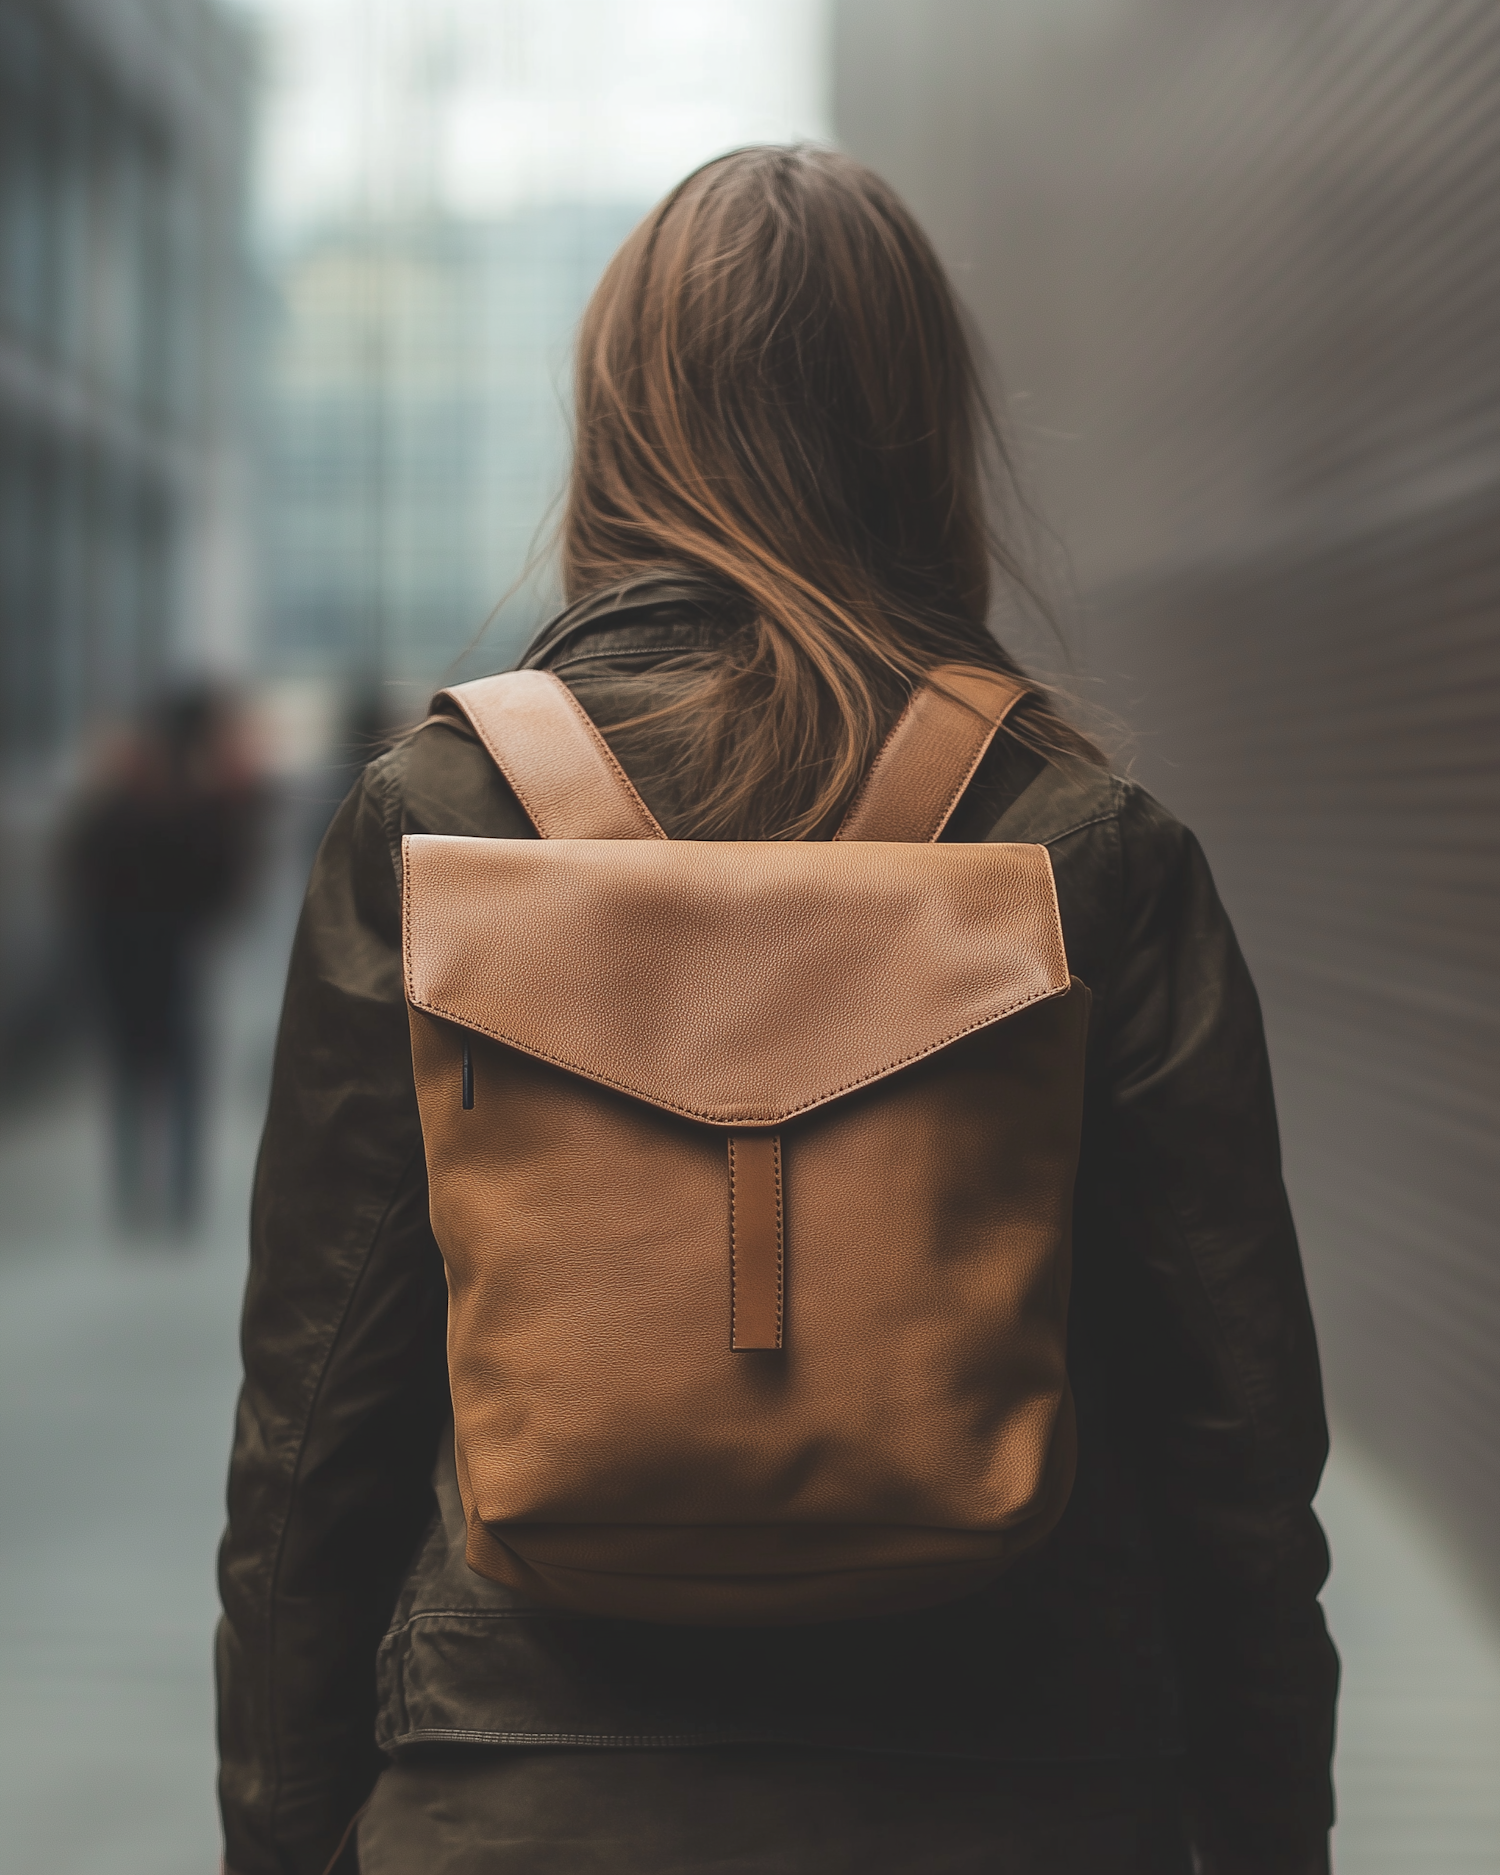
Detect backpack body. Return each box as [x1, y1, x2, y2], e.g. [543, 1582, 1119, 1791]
[402, 667, 1089, 1625]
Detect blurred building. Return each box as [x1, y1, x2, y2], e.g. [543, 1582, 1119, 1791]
[835, 2, 1500, 1587]
[0, 0, 251, 1068]
[259, 202, 641, 691]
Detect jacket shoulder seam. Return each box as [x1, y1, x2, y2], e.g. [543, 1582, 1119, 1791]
[1039, 807, 1117, 848]
[382, 1607, 553, 1637]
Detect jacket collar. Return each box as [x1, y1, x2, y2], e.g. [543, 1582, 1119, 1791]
[520, 570, 745, 671]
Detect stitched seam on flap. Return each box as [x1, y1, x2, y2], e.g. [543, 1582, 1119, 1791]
[410, 977, 1070, 1125]
[401, 838, 414, 998]
[728, 1136, 738, 1347]
[773, 1133, 784, 1344]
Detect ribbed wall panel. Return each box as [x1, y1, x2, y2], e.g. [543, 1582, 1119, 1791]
[1101, 497, 1500, 1568]
[835, 1, 1500, 1582]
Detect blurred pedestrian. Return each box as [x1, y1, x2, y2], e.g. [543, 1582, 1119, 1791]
[64, 684, 261, 1233]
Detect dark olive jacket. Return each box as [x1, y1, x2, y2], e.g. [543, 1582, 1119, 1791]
[218, 591, 1338, 1874]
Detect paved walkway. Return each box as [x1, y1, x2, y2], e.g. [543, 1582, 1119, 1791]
[0, 917, 1496, 1873]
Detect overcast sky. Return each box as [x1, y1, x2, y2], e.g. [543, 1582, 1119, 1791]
[228, 0, 833, 237]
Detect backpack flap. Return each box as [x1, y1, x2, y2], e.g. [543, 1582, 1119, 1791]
[403, 834, 1071, 1126]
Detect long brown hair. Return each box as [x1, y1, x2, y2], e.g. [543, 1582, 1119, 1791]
[562, 144, 1098, 839]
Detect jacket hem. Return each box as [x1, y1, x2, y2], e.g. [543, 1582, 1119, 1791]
[381, 1723, 1191, 1760]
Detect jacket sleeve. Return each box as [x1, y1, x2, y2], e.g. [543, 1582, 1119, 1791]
[217, 751, 452, 1875]
[1096, 784, 1339, 1875]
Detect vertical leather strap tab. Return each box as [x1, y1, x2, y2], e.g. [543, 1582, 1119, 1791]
[834, 665, 1029, 844]
[435, 670, 668, 841]
[728, 1132, 784, 1351]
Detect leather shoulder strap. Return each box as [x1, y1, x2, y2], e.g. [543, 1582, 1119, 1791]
[435, 670, 667, 841]
[834, 665, 1029, 843]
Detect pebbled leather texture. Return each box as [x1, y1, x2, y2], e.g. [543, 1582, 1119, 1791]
[729, 1132, 783, 1352]
[403, 836, 1071, 1127]
[408, 986, 1087, 1624]
[835, 665, 1028, 842]
[434, 669, 666, 841]
[403, 667, 1089, 1625]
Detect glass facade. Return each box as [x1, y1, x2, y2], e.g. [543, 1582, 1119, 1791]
[242, 0, 830, 700]
[260, 201, 642, 684]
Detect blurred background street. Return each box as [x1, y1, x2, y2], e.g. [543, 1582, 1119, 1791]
[1, 1, 1498, 1870]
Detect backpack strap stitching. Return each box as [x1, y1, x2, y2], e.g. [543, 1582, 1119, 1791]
[434, 670, 667, 841]
[834, 666, 1029, 844]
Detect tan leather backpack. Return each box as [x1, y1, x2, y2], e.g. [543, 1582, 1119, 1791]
[403, 663, 1089, 1626]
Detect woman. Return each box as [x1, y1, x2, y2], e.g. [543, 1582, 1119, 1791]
[218, 147, 1337, 1875]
